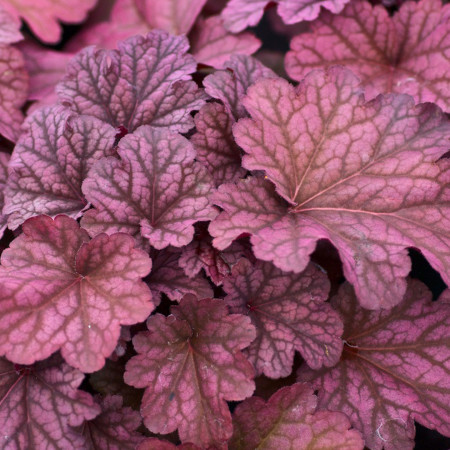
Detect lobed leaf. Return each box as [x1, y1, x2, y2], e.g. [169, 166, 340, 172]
[82, 126, 216, 249]
[78, 395, 144, 449]
[223, 259, 343, 377]
[190, 15, 261, 69]
[298, 280, 450, 449]
[4, 106, 116, 229]
[0, 44, 27, 142]
[230, 382, 364, 449]
[285, 0, 450, 111]
[0, 151, 9, 238]
[57, 31, 206, 133]
[211, 68, 450, 309]
[0, 215, 154, 372]
[221, 0, 349, 33]
[0, 354, 100, 448]
[124, 295, 256, 448]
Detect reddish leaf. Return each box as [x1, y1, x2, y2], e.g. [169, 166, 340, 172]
[0, 151, 9, 238]
[224, 259, 343, 378]
[57, 31, 206, 133]
[211, 68, 450, 309]
[230, 383, 364, 449]
[0, 3, 22, 44]
[191, 103, 246, 186]
[286, 0, 450, 111]
[136, 0, 207, 35]
[1, 0, 96, 43]
[4, 106, 116, 230]
[147, 247, 213, 303]
[298, 281, 450, 450]
[190, 15, 261, 69]
[79, 395, 144, 449]
[0, 354, 100, 448]
[124, 295, 256, 447]
[0, 44, 27, 142]
[203, 54, 276, 120]
[180, 227, 249, 285]
[221, 0, 349, 33]
[82, 126, 216, 249]
[138, 439, 200, 450]
[0, 215, 153, 372]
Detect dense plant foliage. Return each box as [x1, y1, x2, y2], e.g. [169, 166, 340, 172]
[0, 0, 449, 448]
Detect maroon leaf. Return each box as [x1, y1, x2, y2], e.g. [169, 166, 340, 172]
[124, 295, 256, 447]
[147, 247, 213, 303]
[224, 259, 343, 378]
[82, 126, 216, 249]
[190, 15, 261, 69]
[79, 395, 144, 449]
[0, 151, 9, 238]
[138, 439, 200, 450]
[298, 280, 450, 449]
[230, 383, 364, 449]
[0, 45, 27, 142]
[0, 354, 100, 448]
[210, 68, 450, 309]
[0, 215, 154, 372]
[57, 31, 206, 133]
[286, 0, 450, 111]
[4, 106, 116, 230]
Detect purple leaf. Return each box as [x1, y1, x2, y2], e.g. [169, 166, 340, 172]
[147, 247, 213, 303]
[285, 0, 450, 111]
[221, 0, 350, 33]
[203, 54, 276, 120]
[124, 295, 256, 447]
[0, 0, 96, 43]
[0, 4, 22, 44]
[0, 45, 27, 142]
[4, 106, 116, 229]
[298, 281, 450, 450]
[82, 126, 216, 249]
[231, 383, 364, 449]
[191, 103, 246, 186]
[0, 354, 100, 448]
[211, 68, 450, 309]
[190, 15, 261, 69]
[0, 151, 9, 239]
[224, 259, 343, 377]
[78, 395, 144, 449]
[0, 215, 154, 372]
[138, 439, 200, 450]
[57, 31, 206, 133]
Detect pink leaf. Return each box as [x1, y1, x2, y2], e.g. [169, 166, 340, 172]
[191, 103, 246, 186]
[135, 0, 207, 35]
[0, 215, 154, 372]
[179, 224, 250, 285]
[0, 151, 9, 238]
[298, 280, 450, 450]
[190, 15, 261, 69]
[224, 259, 343, 377]
[57, 31, 206, 133]
[4, 106, 116, 229]
[0, 354, 100, 448]
[286, 0, 450, 111]
[0, 3, 22, 44]
[147, 247, 213, 303]
[230, 383, 364, 449]
[79, 395, 144, 449]
[0, 44, 27, 142]
[221, 0, 349, 33]
[82, 126, 216, 249]
[18, 41, 75, 107]
[203, 54, 276, 120]
[124, 295, 256, 447]
[1, 0, 97, 44]
[211, 68, 450, 309]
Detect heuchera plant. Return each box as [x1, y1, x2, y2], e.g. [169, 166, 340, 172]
[0, 0, 449, 449]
